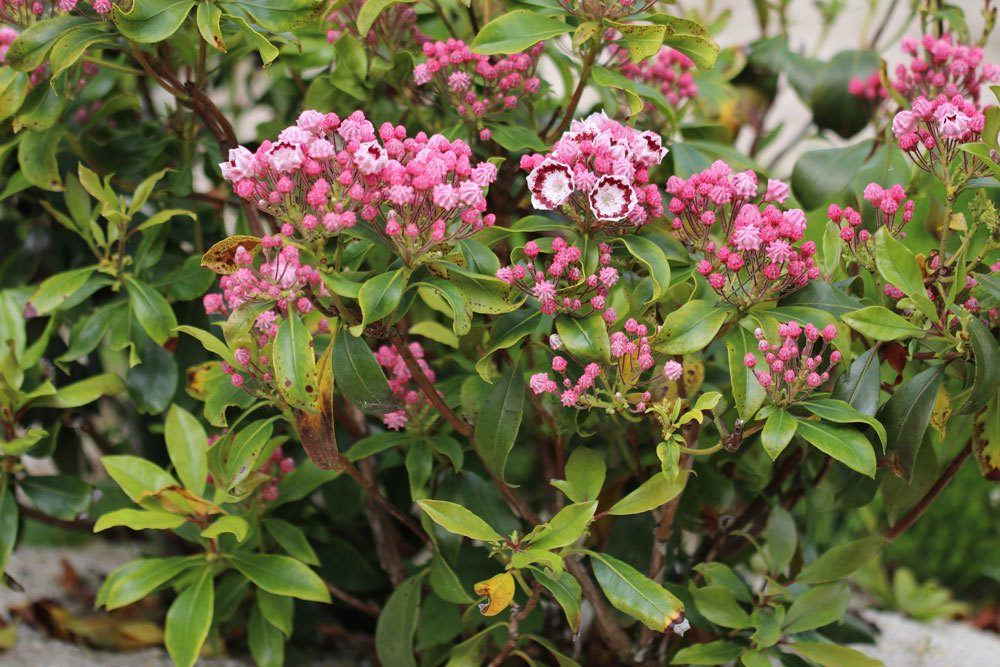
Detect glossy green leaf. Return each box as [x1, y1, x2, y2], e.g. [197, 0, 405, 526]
[416, 277, 472, 336]
[352, 268, 406, 335]
[332, 328, 403, 414]
[765, 505, 797, 576]
[784, 582, 850, 634]
[416, 499, 503, 542]
[26, 266, 96, 316]
[526, 501, 596, 550]
[879, 366, 943, 480]
[375, 574, 423, 667]
[797, 535, 886, 584]
[125, 276, 178, 345]
[789, 642, 883, 667]
[238, 0, 327, 31]
[809, 50, 880, 138]
[112, 0, 197, 43]
[165, 404, 208, 496]
[801, 398, 887, 451]
[165, 567, 214, 667]
[589, 552, 685, 632]
[5, 16, 90, 71]
[272, 312, 319, 412]
[30, 372, 125, 408]
[97, 556, 201, 610]
[264, 518, 320, 565]
[475, 354, 524, 480]
[670, 641, 742, 665]
[201, 515, 249, 543]
[19, 475, 91, 520]
[555, 314, 610, 364]
[652, 300, 728, 355]
[257, 589, 293, 638]
[842, 306, 925, 341]
[101, 455, 178, 504]
[761, 408, 798, 460]
[531, 568, 581, 632]
[551, 446, 605, 503]
[791, 141, 871, 211]
[832, 348, 880, 416]
[608, 472, 687, 515]
[94, 508, 186, 532]
[228, 553, 330, 603]
[619, 234, 671, 306]
[470, 10, 571, 55]
[874, 228, 936, 321]
[249, 600, 284, 667]
[691, 585, 752, 629]
[796, 420, 875, 477]
[727, 327, 766, 421]
[959, 317, 1000, 415]
[196, 2, 226, 51]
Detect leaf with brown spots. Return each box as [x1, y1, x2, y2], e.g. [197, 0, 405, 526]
[295, 342, 340, 470]
[200, 235, 262, 275]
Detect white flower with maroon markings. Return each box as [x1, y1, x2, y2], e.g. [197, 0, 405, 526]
[588, 174, 637, 221]
[527, 158, 575, 210]
[632, 130, 668, 165]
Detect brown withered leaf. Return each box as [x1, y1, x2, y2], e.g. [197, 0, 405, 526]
[296, 343, 340, 470]
[201, 235, 262, 275]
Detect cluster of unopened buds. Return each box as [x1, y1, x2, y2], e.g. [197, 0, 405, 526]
[893, 33, 1000, 103]
[530, 320, 683, 411]
[202, 236, 328, 345]
[613, 45, 698, 110]
[374, 342, 437, 431]
[848, 71, 888, 105]
[892, 94, 986, 173]
[667, 161, 818, 307]
[521, 112, 666, 234]
[325, 0, 425, 48]
[0, 0, 112, 23]
[828, 183, 913, 269]
[219, 110, 497, 265]
[496, 237, 619, 321]
[746, 323, 841, 404]
[555, 0, 655, 21]
[413, 39, 543, 127]
[883, 253, 988, 323]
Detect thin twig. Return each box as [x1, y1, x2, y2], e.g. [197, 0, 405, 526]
[327, 582, 382, 617]
[884, 440, 972, 540]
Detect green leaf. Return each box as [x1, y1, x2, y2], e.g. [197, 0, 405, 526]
[589, 552, 685, 632]
[237, 0, 326, 31]
[222, 418, 278, 490]
[653, 14, 720, 70]
[102, 455, 179, 505]
[249, 600, 284, 667]
[1, 429, 48, 456]
[761, 408, 798, 460]
[556, 314, 610, 364]
[257, 590, 293, 638]
[0, 487, 15, 573]
[832, 348, 880, 416]
[5, 16, 90, 71]
[125, 276, 178, 345]
[356, 0, 414, 34]
[345, 431, 411, 462]
[801, 398, 887, 451]
[784, 582, 850, 634]
[201, 515, 249, 543]
[874, 228, 936, 321]
[618, 234, 671, 307]
[97, 556, 201, 610]
[797, 535, 886, 584]
[165, 404, 208, 496]
[691, 585, 752, 629]
[228, 553, 330, 603]
[375, 574, 423, 667]
[19, 475, 91, 520]
[470, 10, 571, 55]
[511, 548, 564, 576]
[429, 555, 474, 604]
[809, 50, 880, 138]
[112, 0, 197, 43]
[879, 366, 943, 480]
[795, 420, 875, 477]
[842, 305, 925, 341]
[272, 312, 319, 412]
[608, 472, 687, 515]
[228, 15, 280, 67]
[607, 20, 666, 63]
[352, 268, 406, 335]
[332, 328, 402, 414]
[175, 325, 235, 365]
[552, 446, 605, 503]
[26, 266, 96, 316]
[488, 124, 549, 152]
[416, 499, 503, 542]
[475, 309, 547, 380]
[416, 277, 472, 336]
[196, 2, 226, 51]
[781, 280, 864, 318]
[0, 70, 29, 121]
[264, 518, 320, 566]
[789, 643, 883, 667]
[15, 82, 68, 135]
[165, 567, 214, 667]
[670, 641, 743, 665]
[475, 354, 524, 480]
[531, 568, 581, 632]
[94, 508, 186, 532]
[765, 505, 797, 576]
[791, 141, 871, 210]
[651, 300, 728, 355]
[29, 372, 125, 408]
[526, 501, 596, 550]
[959, 317, 1000, 415]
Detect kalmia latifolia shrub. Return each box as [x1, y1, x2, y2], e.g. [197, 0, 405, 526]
[2, 0, 1000, 666]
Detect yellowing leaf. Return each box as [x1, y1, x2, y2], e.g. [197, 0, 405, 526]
[474, 572, 515, 617]
[930, 387, 951, 440]
[200, 235, 262, 275]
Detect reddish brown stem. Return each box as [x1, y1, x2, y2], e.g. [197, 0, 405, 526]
[884, 440, 973, 540]
[327, 582, 382, 617]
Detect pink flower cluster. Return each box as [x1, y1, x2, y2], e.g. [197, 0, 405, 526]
[496, 237, 619, 321]
[219, 110, 498, 264]
[848, 71, 888, 104]
[615, 46, 698, 109]
[1, 0, 112, 23]
[893, 33, 1000, 104]
[202, 236, 327, 346]
[0, 27, 15, 63]
[374, 342, 436, 431]
[892, 94, 985, 172]
[746, 322, 841, 404]
[325, 0, 425, 48]
[667, 161, 818, 307]
[256, 446, 295, 502]
[520, 113, 666, 234]
[413, 39, 543, 122]
[828, 183, 913, 269]
[530, 319, 681, 410]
